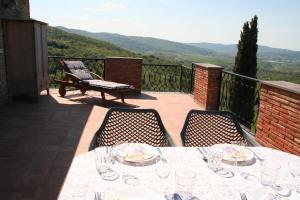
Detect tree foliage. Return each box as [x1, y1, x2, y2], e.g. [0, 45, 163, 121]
[230, 15, 259, 129]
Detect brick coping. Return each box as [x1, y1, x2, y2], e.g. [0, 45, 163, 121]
[261, 81, 300, 95]
[193, 63, 224, 69]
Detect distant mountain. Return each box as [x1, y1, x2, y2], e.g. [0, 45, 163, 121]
[47, 27, 174, 64]
[56, 26, 214, 59]
[189, 42, 300, 62]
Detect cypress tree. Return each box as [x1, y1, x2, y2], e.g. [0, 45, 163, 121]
[230, 15, 258, 129]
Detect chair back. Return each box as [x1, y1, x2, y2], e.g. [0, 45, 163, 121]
[60, 60, 93, 80]
[180, 110, 252, 147]
[91, 108, 173, 149]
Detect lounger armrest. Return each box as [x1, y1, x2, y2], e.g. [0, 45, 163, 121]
[90, 72, 104, 80]
[65, 72, 81, 82]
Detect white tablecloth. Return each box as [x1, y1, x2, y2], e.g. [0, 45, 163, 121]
[58, 146, 300, 200]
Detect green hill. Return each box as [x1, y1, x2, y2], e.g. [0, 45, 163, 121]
[47, 27, 175, 64]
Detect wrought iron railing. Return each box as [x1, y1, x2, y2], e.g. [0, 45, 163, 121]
[48, 56, 194, 93]
[48, 56, 105, 87]
[219, 71, 261, 132]
[142, 64, 194, 92]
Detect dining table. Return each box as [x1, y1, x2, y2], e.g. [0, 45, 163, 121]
[58, 145, 300, 200]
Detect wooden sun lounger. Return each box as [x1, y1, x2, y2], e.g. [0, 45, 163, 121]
[54, 60, 134, 105]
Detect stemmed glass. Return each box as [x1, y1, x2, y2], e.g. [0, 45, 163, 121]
[155, 156, 172, 195]
[112, 142, 140, 186]
[155, 156, 171, 179]
[288, 159, 300, 193]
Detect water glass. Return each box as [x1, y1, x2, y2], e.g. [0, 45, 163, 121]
[260, 159, 281, 187]
[207, 144, 224, 172]
[175, 168, 197, 199]
[94, 147, 111, 174]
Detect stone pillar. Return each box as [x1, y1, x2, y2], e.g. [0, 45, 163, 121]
[256, 81, 300, 156]
[193, 63, 223, 110]
[105, 57, 143, 93]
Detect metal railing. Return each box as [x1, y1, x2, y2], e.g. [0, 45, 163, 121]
[219, 71, 261, 132]
[48, 56, 194, 93]
[142, 64, 194, 93]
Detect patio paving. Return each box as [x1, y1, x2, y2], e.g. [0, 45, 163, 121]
[0, 89, 202, 200]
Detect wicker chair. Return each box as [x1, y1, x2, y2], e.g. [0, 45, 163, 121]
[180, 110, 254, 147]
[89, 108, 175, 150]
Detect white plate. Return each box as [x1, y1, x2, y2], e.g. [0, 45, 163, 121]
[222, 145, 255, 166]
[113, 143, 159, 166]
[108, 187, 165, 200]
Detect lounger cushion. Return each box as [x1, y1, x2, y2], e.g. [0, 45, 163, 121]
[64, 61, 93, 80]
[82, 80, 131, 89]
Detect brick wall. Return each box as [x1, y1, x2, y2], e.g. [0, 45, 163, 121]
[256, 81, 300, 156]
[193, 63, 223, 110]
[105, 57, 143, 93]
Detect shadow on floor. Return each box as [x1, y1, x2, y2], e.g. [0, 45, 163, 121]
[0, 94, 93, 200]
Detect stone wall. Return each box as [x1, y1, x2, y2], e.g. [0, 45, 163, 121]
[193, 63, 223, 110]
[256, 81, 300, 156]
[105, 57, 143, 93]
[0, 0, 30, 104]
[0, 20, 8, 105]
[1, 0, 30, 19]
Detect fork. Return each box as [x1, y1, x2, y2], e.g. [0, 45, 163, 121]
[197, 147, 208, 162]
[240, 193, 247, 200]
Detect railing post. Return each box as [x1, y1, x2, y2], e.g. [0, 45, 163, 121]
[179, 65, 183, 92]
[217, 70, 224, 110]
[190, 63, 195, 93]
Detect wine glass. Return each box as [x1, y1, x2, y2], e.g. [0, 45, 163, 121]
[155, 156, 172, 179]
[288, 159, 300, 193]
[113, 142, 140, 186]
[155, 156, 172, 196]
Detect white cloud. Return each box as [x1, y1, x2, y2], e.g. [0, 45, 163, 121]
[84, 2, 125, 12]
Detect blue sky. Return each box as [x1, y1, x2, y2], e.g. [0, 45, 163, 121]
[30, 0, 300, 51]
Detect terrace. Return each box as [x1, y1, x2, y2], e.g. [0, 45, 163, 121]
[0, 89, 201, 199]
[1, 56, 299, 199]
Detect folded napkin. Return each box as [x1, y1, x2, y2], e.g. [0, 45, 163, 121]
[125, 152, 155, 162]
[223, 146, 249, 161]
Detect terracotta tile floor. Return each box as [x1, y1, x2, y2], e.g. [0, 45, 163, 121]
[0, 89, 203, 200]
